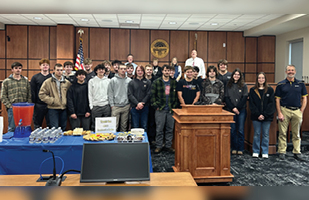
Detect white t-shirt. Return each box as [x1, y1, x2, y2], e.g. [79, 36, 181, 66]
[185, 57, 206, 79]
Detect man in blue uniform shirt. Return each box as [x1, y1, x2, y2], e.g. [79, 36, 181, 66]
[275, 65, 307, 161]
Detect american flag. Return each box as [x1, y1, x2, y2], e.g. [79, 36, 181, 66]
[75, 38, 84, 70]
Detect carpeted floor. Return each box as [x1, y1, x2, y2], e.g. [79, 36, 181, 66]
[150, 132, 309, 186]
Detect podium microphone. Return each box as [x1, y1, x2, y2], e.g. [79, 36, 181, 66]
[43, 149, 61, 186]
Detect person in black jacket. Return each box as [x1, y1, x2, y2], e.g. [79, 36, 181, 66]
[128, 65, 151, 132]
[67, 70, 91, 130]
[225, 68, 248, 155]
[249, 72, 275, 158]
[30, 58, 52, 129]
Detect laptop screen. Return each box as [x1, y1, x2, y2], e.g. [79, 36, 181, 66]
[80, 143, 150, 182]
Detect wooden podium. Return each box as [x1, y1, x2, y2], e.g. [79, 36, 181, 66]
[172, 105, 234, 183]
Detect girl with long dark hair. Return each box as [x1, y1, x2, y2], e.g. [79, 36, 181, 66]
[225, 68, 248, 155]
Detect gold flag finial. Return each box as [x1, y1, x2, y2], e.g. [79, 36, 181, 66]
[77, 29, 84, 37]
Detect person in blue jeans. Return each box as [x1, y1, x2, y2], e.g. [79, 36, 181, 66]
[128, 65, 151, 132]
[249, 72, 275, 158]
[225, 68, 248, 155]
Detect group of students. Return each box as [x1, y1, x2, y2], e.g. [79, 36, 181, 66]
[1, 52, 307, 159]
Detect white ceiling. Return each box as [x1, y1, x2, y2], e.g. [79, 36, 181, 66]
[0, 0, 308, 36]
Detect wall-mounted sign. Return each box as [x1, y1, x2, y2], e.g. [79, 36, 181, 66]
[151, 39, 169, 58]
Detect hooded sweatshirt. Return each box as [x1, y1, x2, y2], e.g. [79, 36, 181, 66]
[67, 80, 91, 116]
[88, 76, 110, 109]
[108, 74, 131, 107]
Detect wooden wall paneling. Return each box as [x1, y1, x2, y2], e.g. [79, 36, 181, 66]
[6, 25, 28, 59]
[110, 29, 130, 61]
[57, 59, 74, 66]
[75, 27, 89, 59]
[6, 59, 27, 70]
[91, 60, 104, 69]
[188, 31, 208, 63]
[245, 63, 257, 73]
[0, 59, 5, 70]
[49, 26, 57, 59]
[136, 62, 150, 68]
[206, 63, 218, 69]
[28, 70, 41, 80]
[0, 69, 5, 80]
[89, 28, 109, 60]
[227, 63, 244, 73]
[245, 37, 257, 62]
[28, 60, 41, 70]
[208, 32, 226, 63]
[150, 30, 170, 62]
[227, 32, 245, 62]
[49, 60, 57, 73]
[257, 63, 275, 73]
[28, 26, 49, 59]
[0, 30, 5, 58]
[56, 25, 75, 59]
[258, 36, 275, 62]
[265, 73, 275, 83]
[244, 73, 256, 82]
[170, 31, 188, 63]
[131, 29, 149, 62]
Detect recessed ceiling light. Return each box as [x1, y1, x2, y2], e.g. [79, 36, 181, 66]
[211, 23, 218, 26]
[125, 20, 134, 23]
[33, 17, 42, 20]
[80, 18, 89, 22]
[189, 22, 199, 25]
[169, 21, 177, 25]
[102, 19, 112, 22]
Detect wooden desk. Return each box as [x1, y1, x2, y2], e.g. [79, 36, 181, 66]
[0, 172, 197, 186]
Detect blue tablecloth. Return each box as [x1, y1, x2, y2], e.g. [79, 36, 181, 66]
[0, 132, 153, 175]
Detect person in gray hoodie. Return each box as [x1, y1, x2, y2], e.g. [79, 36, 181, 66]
[108, 64, 131, 132]
[88, 64, 111, 131]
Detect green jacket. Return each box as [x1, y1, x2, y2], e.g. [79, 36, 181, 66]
[151, 77, 177, 112]
[0, 74, 31, 109]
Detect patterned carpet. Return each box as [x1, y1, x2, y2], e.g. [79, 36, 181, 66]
[150, 132, 309, 186]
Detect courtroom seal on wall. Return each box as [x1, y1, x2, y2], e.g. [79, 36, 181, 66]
[151, 39, 169, 58]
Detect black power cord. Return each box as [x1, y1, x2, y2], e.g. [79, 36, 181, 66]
[57, 169, 81, 186]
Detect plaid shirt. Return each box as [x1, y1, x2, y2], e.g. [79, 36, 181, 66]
[0, 74, 31, 109]
[151, 77, 177, 112]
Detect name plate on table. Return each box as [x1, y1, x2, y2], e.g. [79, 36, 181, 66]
[95, 117, 116, 133]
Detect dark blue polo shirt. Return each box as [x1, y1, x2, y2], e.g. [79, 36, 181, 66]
[275, 78, 308, 108]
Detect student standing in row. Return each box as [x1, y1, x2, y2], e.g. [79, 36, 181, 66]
[30, 59, 52, 129]
[151, 65, 178, 153]
[39, 64, 71, 131]
[177, 66, 200, 106]
[88, 64, 111, 131]
[200, 65, 224, 105]
[170, 57, 182, 82]
[128, 66, 151, 131]
[1, 62, 31, 132]
[108, 64, 131, 132]
[249, 72, 275, 158]
[225, 68, 248, 155]
[67, 70, 91, 130]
